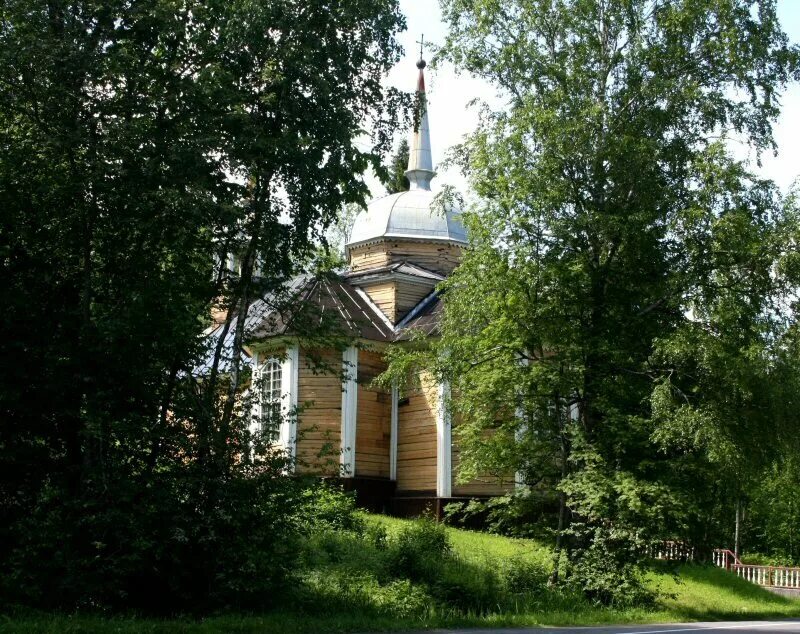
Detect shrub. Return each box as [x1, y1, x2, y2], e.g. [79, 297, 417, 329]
[380, 519, 504, 614]
[431, 558, 501, 614]
[385, 519, 451, 583]
[365, 522, 389, 550]
[374, 579, 432, 618]
[566, 534, 654, 607]
[740, 552, 795, 567]
[503, 556, 549, 595]
[444, 490, 559, 539]
[2, 463, 300, 614]
[294, 482, 364, 535]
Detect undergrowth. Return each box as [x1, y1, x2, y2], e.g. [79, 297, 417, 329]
[4, 508, 800, 633]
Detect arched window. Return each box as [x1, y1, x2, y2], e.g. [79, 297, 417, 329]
[261, 358, 283, 438]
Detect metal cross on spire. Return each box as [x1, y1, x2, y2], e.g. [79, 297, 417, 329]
[416, 34, 426, 69]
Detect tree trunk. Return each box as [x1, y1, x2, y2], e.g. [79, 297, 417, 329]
[550, 407, 570, 585]
[550, 490, 567, 585]
[734, 497, 742, 560]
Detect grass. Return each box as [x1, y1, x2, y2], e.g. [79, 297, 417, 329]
[3, 513, 800, 633]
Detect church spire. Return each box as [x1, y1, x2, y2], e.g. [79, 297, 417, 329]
[405, 40, 435, 191]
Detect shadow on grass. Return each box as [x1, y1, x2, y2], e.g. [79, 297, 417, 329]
[649, 562, 800, 622]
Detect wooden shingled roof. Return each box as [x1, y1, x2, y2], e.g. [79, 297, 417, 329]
[394, 293, 442, 341]
[248, 274, 394, 343]
[247, 272, 445, 343]
[197, 270, 444, 376]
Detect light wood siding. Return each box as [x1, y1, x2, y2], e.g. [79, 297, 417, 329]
[295, 348, 342, 475]
[349, 243, 390, 271]
[395, 281, 435, 320]
[362, 281, 397, 323]
[396, 372, 438, 492]
[451, 416, 515, 497]
[349, 240, 462, 276]
[355, 350, 391, 478]
[359, 279, 436, 324]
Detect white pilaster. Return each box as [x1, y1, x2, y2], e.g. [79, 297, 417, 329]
[514, 416, 526, 490]
[515, 355, 530, 489]
[390, 384, 399, 481]
[436, 379, 452, 498]
[340, 346, 359, 477]
[279, 343, 300, 467]
[569, 400, 580, 422]
[251, 351, 262, 437]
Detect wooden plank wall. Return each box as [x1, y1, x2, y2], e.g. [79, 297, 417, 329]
[362, 281, 396, 323]
[385, 241, 462, 275]
[396, 372, 438, 493]
[355, 349, 391, 478]
[361, 280, 436, 324]
[349, 240, 463, 276]
[451, 415, 515, 496]
[295, 348, 342, 475]
[348, 243, 390, 271]
[395, 282, 434, 320]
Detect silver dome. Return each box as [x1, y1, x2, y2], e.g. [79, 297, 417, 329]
[347, 189, 467, 248]
[347, 59, 467, 250]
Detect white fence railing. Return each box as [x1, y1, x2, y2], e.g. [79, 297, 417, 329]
[730, 564, 800, 588]
[712, 548, 739, 570]
[653, 541, 695, 562]
[713, 548, 800, 588]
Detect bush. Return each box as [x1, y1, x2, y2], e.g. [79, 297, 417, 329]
[431, 559, 501, 613]
[295, 482, 364, 535]
[503, 556, 549, 595]
[566, 534, 654, 608]
[365, 522, 389, 550]
[2, 463, 299, 614]
[380, 519, 503, 614]
[385, 519, 450, 582]
[740, 552, 795, 567]
[374, 579, 432, 618]
[296, 515, 544, 618]
[444, 490, 559, 539]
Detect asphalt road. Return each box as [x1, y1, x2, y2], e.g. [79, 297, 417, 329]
[399, 620, 800, 634]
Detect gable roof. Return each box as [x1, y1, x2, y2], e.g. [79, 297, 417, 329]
[195, 268, 446, 376]
[394, 294, 442, 341]
[249, 275, 394, 342]
[193, 274, 311, 375]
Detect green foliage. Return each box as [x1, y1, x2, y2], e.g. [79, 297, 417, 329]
[502, 556, 549, 595]
[376, 0, 800, 607]
[295, 483, 366, 536]
[4, 515, 800, 631]
[744, 456, 800, 564]
[565, 528, 654, 608]
[322, 202, 362, 264]
[383, 139, 411, 194]
[0, 0, 407, 614]
[444, 492, 556, 541]
[385, 519, 451, 582]
[3, 451, 301, 613]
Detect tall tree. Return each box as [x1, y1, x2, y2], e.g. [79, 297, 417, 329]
[0, 0, 405, 611]
[384, 138, 411, 194]
[393, 0, 798, 603]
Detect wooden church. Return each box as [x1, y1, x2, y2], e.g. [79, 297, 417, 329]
[218, 57, 512, 514]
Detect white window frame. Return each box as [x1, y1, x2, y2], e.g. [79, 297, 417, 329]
[260, 356, 283, 440]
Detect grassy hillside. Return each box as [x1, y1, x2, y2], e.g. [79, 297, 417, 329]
[4, 513, 800, 633]
[372, 514, 800, 625]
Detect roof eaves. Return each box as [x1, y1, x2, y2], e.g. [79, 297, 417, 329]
[395, 288, 439, 331]
[352, 286, 396, 335]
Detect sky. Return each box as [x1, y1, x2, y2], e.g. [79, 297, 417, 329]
[371, 0, 800, 200]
